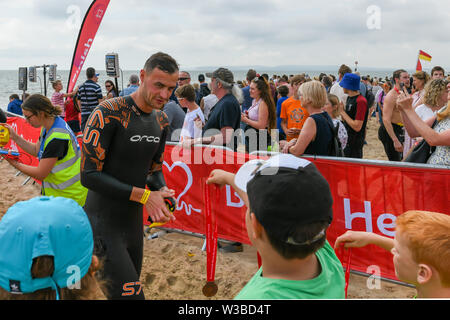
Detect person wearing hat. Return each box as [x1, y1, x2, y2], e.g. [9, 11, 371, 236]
[206, 154, 345, 299]
[338, 73, 369, 158]
[0, 196, 105, 300]
[183, 67, 243, 151]
[76, 67, 104, 132]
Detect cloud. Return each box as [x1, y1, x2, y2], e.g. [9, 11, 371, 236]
[0, 0, 449, 70]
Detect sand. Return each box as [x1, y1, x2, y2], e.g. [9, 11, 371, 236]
[0, 117, 417, 299]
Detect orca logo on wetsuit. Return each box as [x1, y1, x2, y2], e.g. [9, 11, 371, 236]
[130, 135, 161, 143]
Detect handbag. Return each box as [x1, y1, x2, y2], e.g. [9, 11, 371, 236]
[403, 120, 437, 164]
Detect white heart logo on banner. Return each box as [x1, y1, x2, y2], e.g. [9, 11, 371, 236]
[163, 161, 202, 216]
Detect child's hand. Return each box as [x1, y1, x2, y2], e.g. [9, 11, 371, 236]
[334, 231, 373, 250]
[206, 169, 234, 187]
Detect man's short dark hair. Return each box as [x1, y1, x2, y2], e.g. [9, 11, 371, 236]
[431, 66, 445, 76]
[246, 69, 257, 82]
[86, 67, 96, 79]
[144, 52, 179, 74]
[277, 85, 289, 97]
[393, 69, 407, 80]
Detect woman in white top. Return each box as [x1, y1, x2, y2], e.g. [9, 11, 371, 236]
[403, 71, 430, 155]
[241, 76, 276, 153]
[175, 84, 205, 142]
[398, 82, 450, 167]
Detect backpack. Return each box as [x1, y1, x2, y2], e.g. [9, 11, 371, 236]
[321, 113, 345, 157]
[364, 84, 375, 109]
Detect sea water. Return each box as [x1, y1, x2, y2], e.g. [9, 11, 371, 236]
[0, 67, 398, 112]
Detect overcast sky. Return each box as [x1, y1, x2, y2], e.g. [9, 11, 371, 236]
[0, 0, 449, 71]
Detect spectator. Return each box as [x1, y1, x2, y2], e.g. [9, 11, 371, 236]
[276, 85, 289, 141]
[338, 73, 368, 159]
[282, 81, 334, 157]
[175, 84, 205, 142]
[76, 67, 103, 132]
[279, 74, 309, 146]
[0, 196, 105, 300]
[105, 80, 119, 99]
[51, 80, 75, 119]
[200, 93, 218, 121]
[7, 94, 23, 116]
[241, 69, 257, 113]
[403, 71, 431, 156]
[330, 64, 353, 105]
[431, 66, 445, 80]
[184, 67, 242, 153]
[65, 95, 82, 138]
[195, 74, 211, 105]
[321, 76, 333, 93]
[162, 100, 185, 142]
[324, 93, 348, 150]
[335, 210, 450, 298]
[397, 86, 450, 167]
[207, 154, 345, 299]
[379, 69, 410, 161]
[119, 74, 140, 97]
[241, 76, 277, 153]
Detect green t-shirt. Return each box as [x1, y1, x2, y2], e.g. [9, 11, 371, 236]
[234, 241, 345, 300]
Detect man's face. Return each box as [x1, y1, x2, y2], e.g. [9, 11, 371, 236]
[399, 72, 410, 87]
[432, 71, 445, 80]
[210, 77, 220, 95]
[178, 72, 191, 87]
[140, 68, 178, 110]
[392, 231, 419, 285]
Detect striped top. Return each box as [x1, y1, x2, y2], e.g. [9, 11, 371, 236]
[51, 92, 65, 117]
[76, 80, 103, 116]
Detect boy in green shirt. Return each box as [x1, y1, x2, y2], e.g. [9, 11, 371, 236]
[207, 154, 345, 299]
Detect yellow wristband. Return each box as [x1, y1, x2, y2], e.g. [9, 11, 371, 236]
[140, 189, 151, 204]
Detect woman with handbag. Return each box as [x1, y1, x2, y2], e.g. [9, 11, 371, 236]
[397, 83, 450, 167]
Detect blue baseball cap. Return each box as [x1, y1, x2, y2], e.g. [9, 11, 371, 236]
[339, 73, 361, 91]
[0, 196, 93, 298]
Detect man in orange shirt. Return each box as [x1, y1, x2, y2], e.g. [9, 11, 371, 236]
[280, 74, 309, 142]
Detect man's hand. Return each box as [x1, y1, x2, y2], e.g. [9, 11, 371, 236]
[396, 89, 414, 112]
[145, 189, 176, 224]
[394, 139, 403, 153]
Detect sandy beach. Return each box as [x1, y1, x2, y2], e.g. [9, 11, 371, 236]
[0, 116, 417, 299]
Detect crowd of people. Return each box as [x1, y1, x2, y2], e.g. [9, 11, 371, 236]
[0, 54, 449, 300]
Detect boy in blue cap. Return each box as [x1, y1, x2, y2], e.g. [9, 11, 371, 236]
[0, 196, 105, 300]
[207, 154, 345, 299]
[338, 73, 368, 158]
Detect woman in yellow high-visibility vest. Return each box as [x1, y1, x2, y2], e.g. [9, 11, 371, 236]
[1, 94, 87, 206]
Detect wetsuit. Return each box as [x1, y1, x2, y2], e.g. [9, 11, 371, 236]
[80, 96, 169, 300]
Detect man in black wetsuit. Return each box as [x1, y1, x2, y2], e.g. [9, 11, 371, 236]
[80, 52, 179, 300]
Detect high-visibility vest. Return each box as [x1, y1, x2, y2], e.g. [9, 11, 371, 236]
[38, 117, 87, 206]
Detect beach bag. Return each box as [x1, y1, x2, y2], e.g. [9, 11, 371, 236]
[365, 85, 375, 108]
[403, 120, 437, 164]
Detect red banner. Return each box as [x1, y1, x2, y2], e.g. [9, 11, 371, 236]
[67, 0, 110, 93]
[145, 144, 449, 283]
[4, 117, 40, 167]
[5, 117, 450, 284]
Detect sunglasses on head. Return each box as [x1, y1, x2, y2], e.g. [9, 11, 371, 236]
[179, 77, 190, 81]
